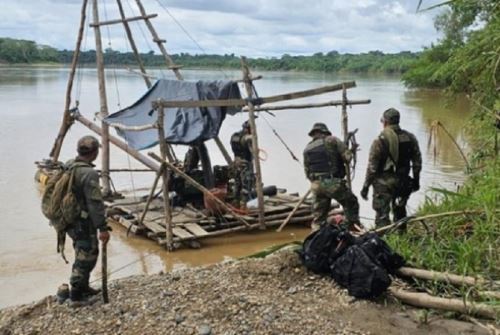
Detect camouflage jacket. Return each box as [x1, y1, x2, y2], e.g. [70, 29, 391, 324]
[65, 158, 108, 231]
[303, 135, 351, 181]
[363, 125, 422, 187]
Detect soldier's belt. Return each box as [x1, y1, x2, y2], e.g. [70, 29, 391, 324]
[311, 174, 341, 181]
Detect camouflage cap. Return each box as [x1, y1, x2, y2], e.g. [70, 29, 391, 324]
[381, 108, 400, 124]
[77, 135, 100, 155]
[308, 122, 332, 136]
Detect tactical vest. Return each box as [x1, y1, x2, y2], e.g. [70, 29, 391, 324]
[380, 128, 413, 176]
[230, 131, 252, 161]
[304, 138, 345, 178]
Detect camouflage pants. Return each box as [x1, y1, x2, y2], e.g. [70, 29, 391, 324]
[372, 175, 410, 227]
[232, 158, 255, 207]
[67, 222, 99, 292]
[311, 178, 360, 226]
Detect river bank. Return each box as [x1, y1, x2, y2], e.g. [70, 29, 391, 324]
[0, 249, 490, 335]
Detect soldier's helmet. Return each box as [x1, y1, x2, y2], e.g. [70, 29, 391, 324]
[308, 122, 332, 136]
[382, 108, 400, 125]
[77, 135, 100, 155]
[242, 120, 251, 130]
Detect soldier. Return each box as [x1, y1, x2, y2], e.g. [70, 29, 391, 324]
[304, 122, 360, 231]
[230, 121, 255, 209]
[361, 108, 422, 227]
[65, 135, 110, 302]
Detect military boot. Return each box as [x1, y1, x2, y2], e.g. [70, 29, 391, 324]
[56, 284, 70, 304]
[82, 286, 101, 297]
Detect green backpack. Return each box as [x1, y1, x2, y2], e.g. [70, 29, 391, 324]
[41, 164, 83, 262]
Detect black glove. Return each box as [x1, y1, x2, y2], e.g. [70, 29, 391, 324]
[360, 185, 369, 200]
[412, 178, 420, 192]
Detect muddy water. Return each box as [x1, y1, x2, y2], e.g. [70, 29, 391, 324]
[0, 67, 471, 308]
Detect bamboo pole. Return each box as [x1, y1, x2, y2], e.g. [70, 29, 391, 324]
[49, 0, 89, 161]
[389, 288, 499, 320]
[152, 82, 357, 109]
[341, 84, 352, 189]
[157, 108, 173, 250]
[134, 0, 183, 80]
[74, 112, 160, 171]
[89, 13, 157, 27]
[396, 267, 490, 288]
[214, 136, 233, 164]
[92, 0, 111, 196]
[249, 99, 371, 112]
[241, 57, 266, 230]
[374, 209, 500, 235]
[148, 152, 252, 228]
[276, 189, 312, 232]
[116, 0, 151, 88]
[137, 164, 164, 226]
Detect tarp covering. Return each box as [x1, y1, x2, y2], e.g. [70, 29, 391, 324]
[104, 79, 242, 150]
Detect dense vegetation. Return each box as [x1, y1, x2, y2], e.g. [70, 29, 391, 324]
[389, 0, 499, 300]
[0, 37, 417, 74]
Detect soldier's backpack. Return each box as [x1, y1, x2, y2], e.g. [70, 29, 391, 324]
[41, 166, 82, 231]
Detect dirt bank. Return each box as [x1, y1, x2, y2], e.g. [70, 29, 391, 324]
[0, 250, 489, 335]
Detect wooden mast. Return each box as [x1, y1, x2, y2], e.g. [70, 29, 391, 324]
[341, 84, 352, 189]
[49, 0, 89, 161]
[116, 0, 151, 88]
[240, 57, 266, 229]
[92, 0, 111, 196]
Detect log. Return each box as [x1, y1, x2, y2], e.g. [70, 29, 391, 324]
[389, 287, 499, 320]
[214, 136, 233, 164]
[397, 267, 490, 288]
[49, 0, 89, 161]
[276, 189, 311, 232]
[341, 85, 352, 189]
[153, 81, 357, 109]
[241, 56, 266, 230]
[148, 152, 252, 228]
[137, 165, 164, 226]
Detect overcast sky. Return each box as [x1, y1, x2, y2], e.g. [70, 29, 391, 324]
[0, 0, 444, 57]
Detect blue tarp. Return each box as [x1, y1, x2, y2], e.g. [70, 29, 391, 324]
[104, 79, 242, 150]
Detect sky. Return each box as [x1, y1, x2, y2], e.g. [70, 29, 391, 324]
[0, 0, 445, 57]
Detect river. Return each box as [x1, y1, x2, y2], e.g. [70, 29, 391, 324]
[0, 67, 471, 308]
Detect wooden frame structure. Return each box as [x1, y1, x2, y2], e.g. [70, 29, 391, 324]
[45, 0, 371, 250]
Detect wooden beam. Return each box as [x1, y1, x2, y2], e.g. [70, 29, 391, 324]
[89, 14, 157, 27]
[148, 152, 252, 228]
[341, 84, 352, 189]
[250, 99, 371, 112]
[276, 189, 311, 232]
[74, 112, 160, 171]
[92, 0, 111, 195]
[157, 109, 173, 250]
[152, 81, 357, 109]
[116, 0, 151, 88]
[49, 0, 89, 161]
[241, 56, 266, 230]
[214, 136, 233, 164]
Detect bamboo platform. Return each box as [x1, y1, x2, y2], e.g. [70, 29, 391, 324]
[105, 192, 326, 248]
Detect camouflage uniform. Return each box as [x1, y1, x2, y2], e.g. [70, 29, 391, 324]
[66, 137, 109, 300]
[304, 123, 360, 228]
[362, 109, 422, 227]
[230, 123, 255, 208]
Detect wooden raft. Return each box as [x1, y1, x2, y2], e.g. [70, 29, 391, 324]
[105, 192, 321, 248]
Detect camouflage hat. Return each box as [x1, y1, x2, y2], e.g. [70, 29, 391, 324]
[381, 108, 400, 124]
[308, 122, 332, 136]
[77, 135, 100, 155]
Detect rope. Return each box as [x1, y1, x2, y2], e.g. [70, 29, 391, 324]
[250, 82, 301, 164]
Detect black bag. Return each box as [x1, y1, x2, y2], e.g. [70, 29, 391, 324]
[355, 233, 405, 273]
[330, 245, 391, 299]
[298, 225, 343, 274]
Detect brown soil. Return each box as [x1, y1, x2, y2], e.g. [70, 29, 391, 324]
[0, 250, 491, 335]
